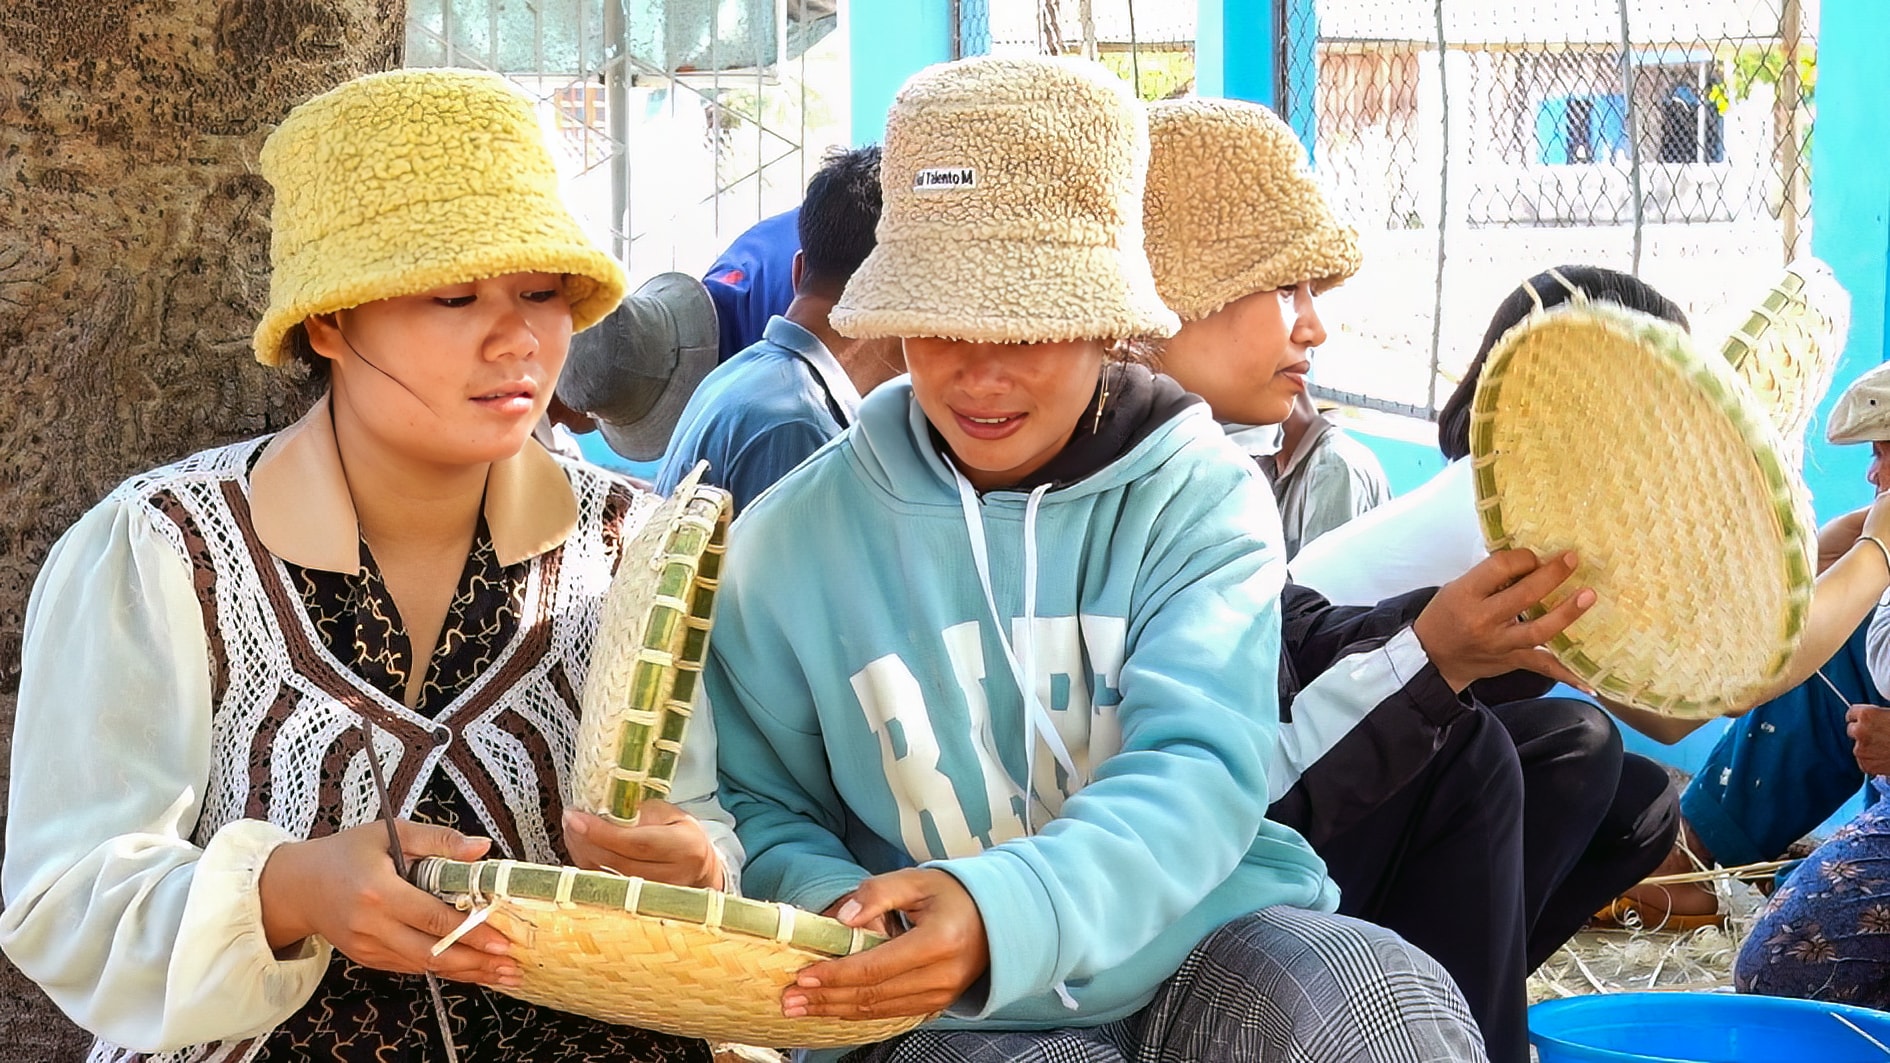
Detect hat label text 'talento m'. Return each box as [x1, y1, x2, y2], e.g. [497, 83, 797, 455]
[913, 167, 977, 192]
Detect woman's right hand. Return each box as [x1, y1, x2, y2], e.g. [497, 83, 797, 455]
[1411, 548, 1596, 693]
[258, 820, 519, 988]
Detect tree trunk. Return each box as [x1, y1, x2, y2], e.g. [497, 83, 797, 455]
[0, 2, 403, 1051]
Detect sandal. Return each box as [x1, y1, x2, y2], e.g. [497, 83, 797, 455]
[1591, 895, 1727, 932]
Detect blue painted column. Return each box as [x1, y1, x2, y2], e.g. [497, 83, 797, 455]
[1195, 0, 1277, 106]
[1807, 0, 1890, 521]
[1195, 0, 1314, 156]
[848, 0, 955, 145]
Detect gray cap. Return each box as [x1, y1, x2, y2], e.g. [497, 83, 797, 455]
[557, 272, 719, 461]
[1829, 360, 1890, 445]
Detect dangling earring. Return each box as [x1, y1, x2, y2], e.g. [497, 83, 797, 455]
[1091, 361, 1112, 435]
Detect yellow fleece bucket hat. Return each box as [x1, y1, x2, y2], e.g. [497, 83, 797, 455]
[253, 68, 627, 366]
[831, 56, 1179, 344]
[1143, 98, 1361, 321]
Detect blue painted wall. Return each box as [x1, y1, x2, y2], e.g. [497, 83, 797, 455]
[848, 0, 955, 145]
[1803, 0, 1890, 525]
[1196, 0, 1277, 106]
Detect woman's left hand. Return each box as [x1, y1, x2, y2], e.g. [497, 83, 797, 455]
[782, 868, 989, 1020]
[562, 801, 722, 888]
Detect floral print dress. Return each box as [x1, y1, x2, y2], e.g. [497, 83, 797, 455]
[1735, 776, 1890, 1006]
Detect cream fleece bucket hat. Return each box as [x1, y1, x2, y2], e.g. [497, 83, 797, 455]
[254, 69, 627, 366]
[1143, 98, 1361, 321]
[831, 56, 1178, 344]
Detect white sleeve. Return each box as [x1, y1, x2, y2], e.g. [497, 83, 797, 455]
[0, 497, 329, 1052]
[1869, 597, 1890, 702]
[1266, 627, 1436, 802]
[1291, 461, 1489, 605]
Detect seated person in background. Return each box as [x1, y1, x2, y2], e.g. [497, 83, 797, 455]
[710, 56, 1487, 1063]
[1736, 373, 1890, 1002]
[1266, 391, 1391, 559]
[703, 206, 800, 361]
[655, 145, 905, 512]
[1628, 364, 1890, 926]
[1141, 100, 1663, 1063]
[554, 271, 721, 464]
[1289, 266, 1890, 929]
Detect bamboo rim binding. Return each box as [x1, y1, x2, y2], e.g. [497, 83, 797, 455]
[409, 856, 930, 1047]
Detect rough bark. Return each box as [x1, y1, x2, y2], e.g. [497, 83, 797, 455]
[0, 2, 403, 1052]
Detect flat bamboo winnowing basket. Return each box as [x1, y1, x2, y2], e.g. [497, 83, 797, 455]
[412, 857, 928, 1048]
[568, 465, 730, 821]
[1718, 257, 1850, 467]
[1469, 300, 1817, 719]
[413, 468, 929, 1046]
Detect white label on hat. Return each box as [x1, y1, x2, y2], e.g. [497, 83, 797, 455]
[913, 167, 977, 192]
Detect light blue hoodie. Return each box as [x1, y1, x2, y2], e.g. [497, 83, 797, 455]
[707, 381, 1338, 1054]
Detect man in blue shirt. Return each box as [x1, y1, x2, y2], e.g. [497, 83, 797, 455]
[702, 207, 800, 362]
[656, 146, 904, 511]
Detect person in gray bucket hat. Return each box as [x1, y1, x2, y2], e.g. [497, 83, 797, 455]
[555, 271, 720, 462]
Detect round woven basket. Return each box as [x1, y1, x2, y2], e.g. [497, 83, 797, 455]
[1717, 257, 1849, 467]
[413, 857, 929, 1048]
[1469, 300, 1816, 718]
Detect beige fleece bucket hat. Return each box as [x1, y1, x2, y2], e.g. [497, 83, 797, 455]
[831, 56, 1179, 344]
[1143, 98, 1361, 321]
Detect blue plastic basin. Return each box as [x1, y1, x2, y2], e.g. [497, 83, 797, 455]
[1530, 992, 1890, 1062]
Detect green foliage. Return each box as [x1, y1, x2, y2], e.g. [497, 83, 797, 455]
[1706, 44, 1816, 115]
[1099, 49, 1196, 102]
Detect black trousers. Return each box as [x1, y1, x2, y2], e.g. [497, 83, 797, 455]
[1490, 697, 1680, 969]
[1307, 705, 1530, 1063]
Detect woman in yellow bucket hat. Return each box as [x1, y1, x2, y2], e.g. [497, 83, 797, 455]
[0, 68, 738, 1062]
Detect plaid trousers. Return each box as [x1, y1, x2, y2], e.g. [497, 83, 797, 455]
[840, 906, 1488, 1063]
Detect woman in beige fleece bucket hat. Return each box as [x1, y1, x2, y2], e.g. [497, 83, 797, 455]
[704, 55, 1488, 1063]
[1139, 97, 1642, 1063]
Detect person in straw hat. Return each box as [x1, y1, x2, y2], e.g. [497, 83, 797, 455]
[0, 69, 743, 1062]
[706, 55, 1486, 1063]
[1734, 359, 1890, 1007]
[1138, 100, 1698, 1063]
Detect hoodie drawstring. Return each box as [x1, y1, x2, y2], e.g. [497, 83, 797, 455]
[950, 468, 1083, 830]
[951, 467, 1084, 1011]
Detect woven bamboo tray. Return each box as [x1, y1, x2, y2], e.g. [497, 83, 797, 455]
[569, 466, 730, 821]
[1717, 257, 1849, 467]
[1469, 300, 1816, 718]
[412, 857, 927, 1048]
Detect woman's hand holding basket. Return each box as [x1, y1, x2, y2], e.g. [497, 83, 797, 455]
[258, 820, 520, 988]
[784, 868, 989, 1020]
[562, 801, 724, 889]
[1412, 548, 1597, 694]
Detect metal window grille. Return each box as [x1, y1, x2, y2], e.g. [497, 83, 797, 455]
[405, 0, 846, 285]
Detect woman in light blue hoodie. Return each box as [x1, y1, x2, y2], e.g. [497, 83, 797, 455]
[705, 55, 1486, 1063]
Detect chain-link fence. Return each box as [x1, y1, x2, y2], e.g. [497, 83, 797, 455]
[1287, 0, 1819, 419]
[405, 0, 849, 286]
[967, 1, 1196, 100]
